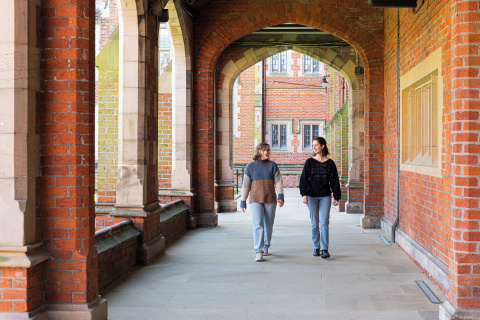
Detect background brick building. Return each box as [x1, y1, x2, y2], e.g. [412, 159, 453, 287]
[232, 51, 349, 209]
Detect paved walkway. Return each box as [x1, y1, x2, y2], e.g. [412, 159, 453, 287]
[104, 188, 445, 320]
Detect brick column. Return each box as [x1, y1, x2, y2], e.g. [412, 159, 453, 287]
[361, 62, 384, 228]
[440, 1, 480, 318]
[37, 0, 107, 318]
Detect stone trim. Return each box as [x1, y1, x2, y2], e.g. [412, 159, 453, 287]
[0, 242, 49, 268]
[45, 296, 108, 320]
[381, 217, 449, 292]
[440, 300, 480, 320]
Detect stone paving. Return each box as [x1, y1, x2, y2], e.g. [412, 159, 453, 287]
[104, 188, 445, 320]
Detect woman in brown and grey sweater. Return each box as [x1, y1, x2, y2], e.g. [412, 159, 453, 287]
[240, 143, 284, 262]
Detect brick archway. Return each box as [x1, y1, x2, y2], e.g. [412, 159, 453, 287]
[193, 2, 384, 226]
[214, 46, 365, 214]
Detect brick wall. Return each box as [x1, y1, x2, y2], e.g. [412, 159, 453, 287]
[96, 70, 119, 203]
[158, 93, 173, 188]
[0, 266, 43, 312]
[383, 1, 452, 289]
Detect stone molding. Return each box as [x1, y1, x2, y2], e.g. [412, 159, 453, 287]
[440, 299, 480, 320]
[381, 217, 449, 291]
[111, 201, 164, 218]
[0, 242, 49, 268]
[158, 188, 196, 197]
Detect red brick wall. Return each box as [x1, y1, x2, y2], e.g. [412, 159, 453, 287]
[0, 266, 43, 312]
[233, 66, 256, 164]
[97, 233, 137, 293]
[383, 1, 452, 283]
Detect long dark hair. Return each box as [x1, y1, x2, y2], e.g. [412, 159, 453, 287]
[313, 137, 329, 157]
[253, 142, 270, 161]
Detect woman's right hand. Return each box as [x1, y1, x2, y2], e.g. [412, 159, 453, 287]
[302, 195, 308, 204]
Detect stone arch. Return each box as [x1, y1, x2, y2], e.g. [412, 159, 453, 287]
[163, 1, 194, 194]
[194, 2, 383, 223]
[115, 0, 153, 206]
[215, 46, 364, 212]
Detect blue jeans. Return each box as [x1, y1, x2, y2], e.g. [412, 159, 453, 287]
[307, 196, 331, 250]
[250, 203, 277, 253]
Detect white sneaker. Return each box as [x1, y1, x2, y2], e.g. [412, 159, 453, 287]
[262, 248, 269, 256]
[255, 252, 264, 262]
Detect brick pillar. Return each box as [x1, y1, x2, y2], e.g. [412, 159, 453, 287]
[38, 0, 107, 318]
[193, 67, 216, 220]
[439, 1, 480, 318]
[361, 63, 384, 228]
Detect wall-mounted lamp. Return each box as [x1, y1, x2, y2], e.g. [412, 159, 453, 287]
[320, 76, 329, 85]
[150, 1, 169, 22]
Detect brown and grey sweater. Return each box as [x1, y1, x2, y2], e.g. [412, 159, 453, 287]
[240, 160, 284, 208]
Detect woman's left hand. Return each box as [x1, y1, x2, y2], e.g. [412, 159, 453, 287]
[333, 200, 339, 206]
[277, 199, 284, 207]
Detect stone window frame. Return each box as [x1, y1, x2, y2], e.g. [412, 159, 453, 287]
[302, 54, 322, 76]
[270, 51, 288, 75]
[299, 119, 326, 151]
[266, 119, 293, 152]
[303, 55, 320, 73]
[400, 48, 442, 177]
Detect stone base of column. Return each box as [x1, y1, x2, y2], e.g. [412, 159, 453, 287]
[187, 213, 198, 230]
[137, 234, 166, 266]
[214, 200, 237, 213]
[360, 214, 381, 229]
[0, 306, 46, 319]
[197, 212, 218, 227]
[46, 297, 107, 320]
[346, 201, 363, 214]
[440, 300, 480, 320]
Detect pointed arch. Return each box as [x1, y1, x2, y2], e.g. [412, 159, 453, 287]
[215, 46, 365, 212]
[193, 2, 383, 222]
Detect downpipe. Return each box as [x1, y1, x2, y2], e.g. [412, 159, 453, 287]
[391, 8, 400, 243]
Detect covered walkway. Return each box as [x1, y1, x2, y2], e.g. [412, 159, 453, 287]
[104, 188, 444, 320]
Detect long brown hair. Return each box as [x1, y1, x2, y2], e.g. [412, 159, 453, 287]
[313, 137, 329, 157]
[253, 142, 270, 161]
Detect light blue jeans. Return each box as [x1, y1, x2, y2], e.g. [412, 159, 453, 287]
[250, 203, 277, 253]
[307, 196, 331, 250]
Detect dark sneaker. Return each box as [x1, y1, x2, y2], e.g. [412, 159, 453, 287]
[313, 249, 320, 256]
[321, 250, 330, 259]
